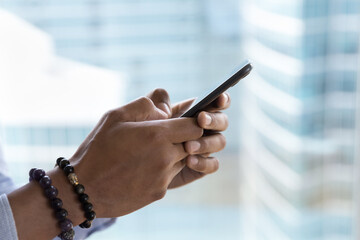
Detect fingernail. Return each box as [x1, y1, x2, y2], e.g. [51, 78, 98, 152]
[189, 141, 200, 153]
[223, 93, 229, 103]
[205, 114, 212, 126]
[190, 156, 198, 166]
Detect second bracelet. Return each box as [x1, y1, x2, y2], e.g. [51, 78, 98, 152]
[56, 157, 96, 228]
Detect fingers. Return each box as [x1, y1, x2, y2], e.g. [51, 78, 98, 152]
[184, 133, 226, 155]
[147, 88, 172, 118]
[172, 143, 190, 161]
[167, 166, 205, 189]
[75, 95, 169, 158]
[170, 159, 186, 180]
[204, 92, 231, 112]
[197, 111, 228, 131]
[186, 155, 219, 175]
[165, 118, 203, 143]
[216, 92, 231, 110]
[196, 93, 229, 132]
[171, 98, 196, 118]
[119, 96, 169, 121]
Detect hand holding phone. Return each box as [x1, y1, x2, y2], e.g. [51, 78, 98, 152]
[181, 60, 252, 118]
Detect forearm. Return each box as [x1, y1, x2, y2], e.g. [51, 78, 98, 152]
[8, 168, 85, 240]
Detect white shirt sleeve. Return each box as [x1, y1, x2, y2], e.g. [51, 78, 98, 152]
[0, 141, 18, 239]
[0, 194, 18, 240]
[0, 142, 16, 194]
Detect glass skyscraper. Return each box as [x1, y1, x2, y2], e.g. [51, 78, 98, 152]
[0, 8, 124, 185]
[0, 2, 243, 239]
[240, 0, 360, 239]
[0, 0, 240, 98]
[0, 0, 242, 149]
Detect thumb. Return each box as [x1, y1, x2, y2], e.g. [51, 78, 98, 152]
[120, 96, 169, 122]
[147, 88, 172, 118]
[171, 98, 196, 118]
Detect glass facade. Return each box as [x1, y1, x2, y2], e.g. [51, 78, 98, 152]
[241, 0, 360, 239]
[0, 1, 243, 239]
[2, 0, 360, 239]
[0, 0, 240, 101]
[0, 0, 242, 150]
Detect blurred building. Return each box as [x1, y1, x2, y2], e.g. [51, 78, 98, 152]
[0, 2, 244, 240]
[241, 0, 360, 239]
[0, 9, 124, 185]
[0, 0, 242, 150]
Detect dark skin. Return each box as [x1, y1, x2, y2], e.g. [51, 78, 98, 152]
[147, 89, 229, 188]
[8, 89, 230, 240]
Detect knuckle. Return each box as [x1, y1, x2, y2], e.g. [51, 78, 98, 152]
[153, 88, 169, 99]
[223, 114, 229, 130]
[199, 139, 209, 152]
[196, 159, 206, 172]
[105, 109, 121, 123]
[212, 158, 220, 172]
[183, 142, 193, 154]
[152, 188, 167, 201]
[138, 96, 155, 110]
[155, 147, 171, 169]
[194, 127, 204, 139]
[157, 155, 171, 169]
[209, 113, 216, 127]
[218, 134, 227, 150]
[147, 126, 166, 143]
[211, 113, 228, 130]
[105, 109, 116, 119]
[104, 110, 113, 119]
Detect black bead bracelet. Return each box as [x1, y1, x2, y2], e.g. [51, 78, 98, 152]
[56, 157, 96, 229]
[29, 168, 75, 240]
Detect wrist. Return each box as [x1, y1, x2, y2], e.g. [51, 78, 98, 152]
[56, 157, 96, 228]
[8, 168, 85, 240]
[48, 167, 85, 227]
[69, 154, 104, 218]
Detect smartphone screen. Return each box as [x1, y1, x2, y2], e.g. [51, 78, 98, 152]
[181, 60, 252, 118]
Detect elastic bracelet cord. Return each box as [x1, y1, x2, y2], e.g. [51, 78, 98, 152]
[29, 168, 75, 240]
[56, 157, 96, 229]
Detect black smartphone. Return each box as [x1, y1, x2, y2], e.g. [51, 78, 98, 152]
[181, 60, 253, 118]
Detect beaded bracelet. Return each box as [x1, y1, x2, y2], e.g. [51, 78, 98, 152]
[29, 168, 75, 240]
[56, 157, 96, 228]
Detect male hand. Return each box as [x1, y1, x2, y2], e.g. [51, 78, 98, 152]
[70, 88, 229, 219]
[147, 88, 230, 188]
[7, 89, 227, 240]
[71, 96, 204, 218]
